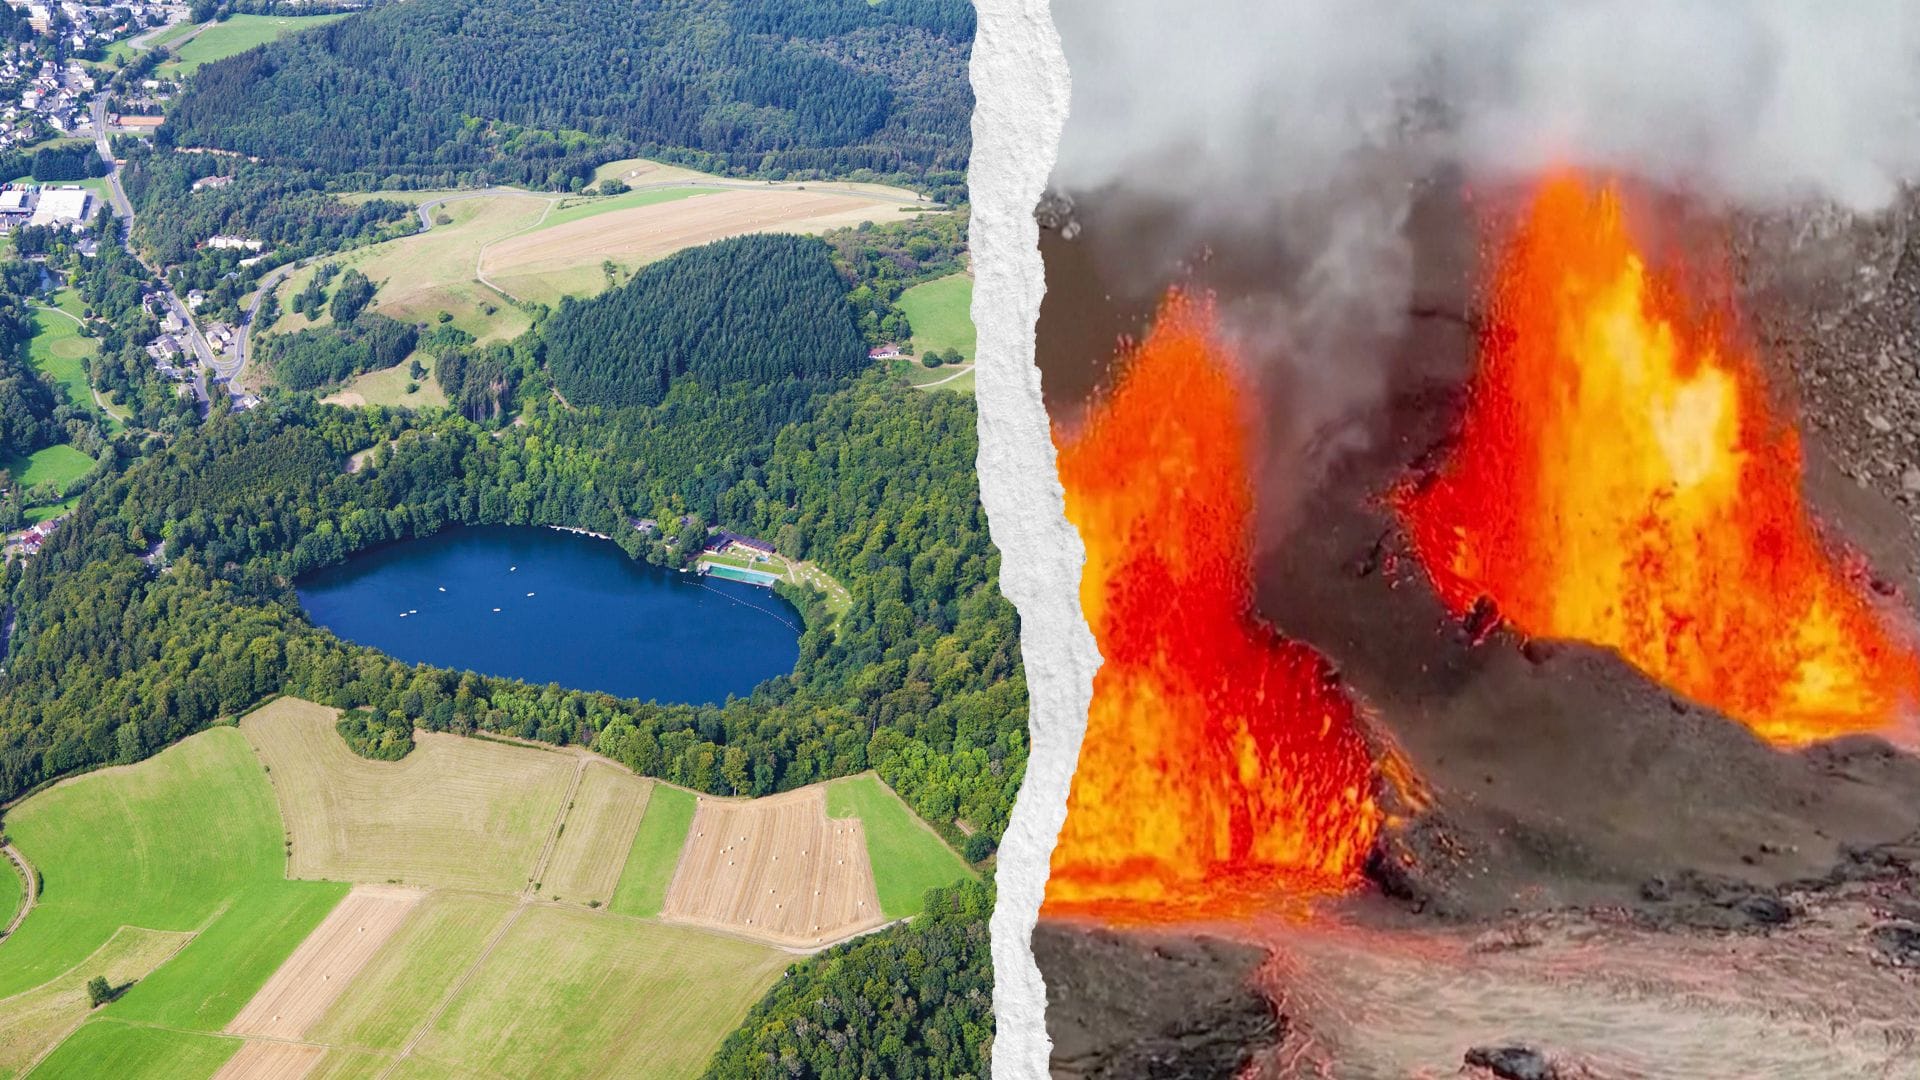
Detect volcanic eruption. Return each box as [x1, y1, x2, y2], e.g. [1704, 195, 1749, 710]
[1395, 173, 1920, 747]
[1044, 292, 1383, 922]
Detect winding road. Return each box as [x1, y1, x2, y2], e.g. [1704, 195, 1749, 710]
[2, 843, 35, 939]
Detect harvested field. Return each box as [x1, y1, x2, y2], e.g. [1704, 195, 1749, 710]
[538, 763, 650, 906]
[481, 188, 921, 306]
[318, 357, 446, 411]
[227, 885, 425, 1041]
[662, 785, 885, 947]
[240, 698, 575, 893]
[307, 891, 517, 1053]
[404, 905, 786, 1079]
[0, 926, 193, 1078]
[211, 1040, 324, 1080]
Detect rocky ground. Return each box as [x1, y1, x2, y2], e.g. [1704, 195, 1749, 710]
[1738, 195, 1920, 557]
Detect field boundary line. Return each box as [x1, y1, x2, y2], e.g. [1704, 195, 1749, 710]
[524, 756, 588, 899]
[10, 926, 202, 1078]
[473, 195, 559, 303]
[2, 843, 36, 937]
[375, 902, 526, 1078]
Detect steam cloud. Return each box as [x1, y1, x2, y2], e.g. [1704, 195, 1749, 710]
[1048, 0, 1920, 537]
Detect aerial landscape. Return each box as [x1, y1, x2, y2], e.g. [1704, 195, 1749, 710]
[0, 0, 1005, 1077]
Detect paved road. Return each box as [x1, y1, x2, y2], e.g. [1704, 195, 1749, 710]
[89, 94, 217, 409]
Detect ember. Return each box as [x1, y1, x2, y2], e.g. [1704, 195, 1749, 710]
[1045, 292, 1382, 921]
[1396, 172, 1920, 747]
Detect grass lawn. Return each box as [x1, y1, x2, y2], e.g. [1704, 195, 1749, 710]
[0, 444, 92, 499]
[608, 785, 696, 919]
[890, 355, 975, 394]
[27, 1019, 239, 1080]
[28, 298, 102, 414]
[0, 729, 286, 998]
[23, 497, 79, 525]
[896, 272, 975, 360]
[409, 905, 786, 1079]
[160, 14, 350, 77]
[107, 879, 347, 1032]
[826, 774, 974, 919]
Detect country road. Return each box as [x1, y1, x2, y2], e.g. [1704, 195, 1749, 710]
[89, 94, 218, 409]
[2, 843, 35, 939]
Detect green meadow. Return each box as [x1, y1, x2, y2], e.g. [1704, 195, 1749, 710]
[161, 14, 351, 77]
[826, 774, 974, 919]
[608, 785, 696, 919]
[26, 1020, 238, 1080]
[1, 444, 93, 495]
[896, 272, 975, 361]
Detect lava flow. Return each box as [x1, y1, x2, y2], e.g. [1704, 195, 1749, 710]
[1397, 173, 1920, 747]
[1044, 292, 1382, 922]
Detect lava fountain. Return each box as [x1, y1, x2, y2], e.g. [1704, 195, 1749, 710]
[1396, 172, 1920, 747]
[1045, 292, 1382, 922]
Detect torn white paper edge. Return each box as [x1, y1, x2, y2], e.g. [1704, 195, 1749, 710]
[970, 0, 1094, 1077]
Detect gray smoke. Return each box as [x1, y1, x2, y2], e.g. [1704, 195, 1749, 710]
[1048, 0, 1920, 533]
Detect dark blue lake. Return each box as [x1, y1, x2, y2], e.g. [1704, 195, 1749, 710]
[295, 525, 801, 704]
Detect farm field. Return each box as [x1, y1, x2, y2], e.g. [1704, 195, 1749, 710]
[826, 773, 975, 919]
[240, 697, 576, 892]
[401, 905, 787, 1079]
[226, 885, 424, 1041]
[896, 272, 975, 361]
[266, 195, 546, 344]
[28, 1020, 238, 1080]
[608, 785, 696, 919]
[0, 927, 192, 1079]
[305, 891, 518, 1052]
[0, 729, 286, 998]
[318, 355, 447, 410]
[481, 187, 921, 306]
[662, 786, 884, 946]
[538, 761, 650, 906]
[159, 14, 350, 77]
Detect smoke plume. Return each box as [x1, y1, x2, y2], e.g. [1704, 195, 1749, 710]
[1047, 0, 1920, 537]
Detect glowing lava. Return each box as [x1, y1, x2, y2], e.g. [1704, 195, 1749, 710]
[1397, 173, 1920, 747]
[1045, 292, 1382, 922]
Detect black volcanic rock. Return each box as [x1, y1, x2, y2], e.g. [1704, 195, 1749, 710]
[1465, 1045, 1553, 1080]
[1035, 921, 1282, 1080]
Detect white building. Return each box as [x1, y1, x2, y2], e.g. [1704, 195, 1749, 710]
[28, 186, 89, 228]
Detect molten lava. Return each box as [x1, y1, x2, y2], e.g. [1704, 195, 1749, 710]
[1045, 293, 1382, 921]
[1397, 173, 1920, 746]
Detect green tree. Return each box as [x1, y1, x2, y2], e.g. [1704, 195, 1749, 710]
[86, 976, 112, 1008]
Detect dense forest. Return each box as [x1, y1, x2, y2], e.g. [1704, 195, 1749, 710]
[703, 878, 993, 1078]
[120, 145, 415, 272]
[160, 0, 971, 197]
[544, 235, 865, 415]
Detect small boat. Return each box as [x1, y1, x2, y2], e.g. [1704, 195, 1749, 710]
[510, 565, 517, 571]
[409, 609, 417, 614]
[526, 592, 535, 597]
[399, 612, 409, 618]
[438, 586, 446, 592]
[492, 607, 501, 612]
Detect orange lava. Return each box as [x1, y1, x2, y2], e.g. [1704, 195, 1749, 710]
[1397, 172, 1920, 747]
[1045, 292, 1382, 922]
